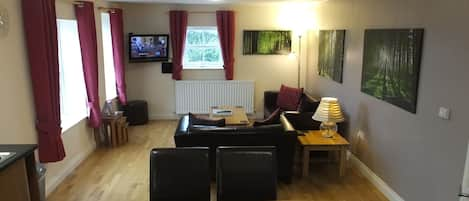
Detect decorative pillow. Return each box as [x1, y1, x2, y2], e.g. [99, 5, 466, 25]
[276, 84, 303, 111]
[254, 108, 282, 126]
[298, 96, 320, 112]
[189, 113, 226, 127]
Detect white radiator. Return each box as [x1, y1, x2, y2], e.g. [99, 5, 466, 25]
[175, 80, 255, 114]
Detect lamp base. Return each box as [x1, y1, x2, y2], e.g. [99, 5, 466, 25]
[320, 121, 337, 138]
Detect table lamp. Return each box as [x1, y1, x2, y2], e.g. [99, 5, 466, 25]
[312, 97, 345, 138]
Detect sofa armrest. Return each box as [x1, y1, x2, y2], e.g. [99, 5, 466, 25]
[175, 115, 190, 136]
[280, 113, 298, 135]
[283, 111, 321, 131]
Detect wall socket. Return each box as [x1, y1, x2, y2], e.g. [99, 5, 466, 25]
[438, 107, 451, 120]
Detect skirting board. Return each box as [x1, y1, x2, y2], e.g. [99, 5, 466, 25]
[348, 151, 405, 201]
[45, 146, 95, 197]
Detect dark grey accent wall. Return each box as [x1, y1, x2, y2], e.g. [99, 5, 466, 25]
[306, 0, 469, 200]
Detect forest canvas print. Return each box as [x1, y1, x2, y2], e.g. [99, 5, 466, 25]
[318, 30, 345, 83]
[243, 30, 291, 55]
[361, 29, 424, 113]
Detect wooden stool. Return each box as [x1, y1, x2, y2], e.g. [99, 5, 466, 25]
[102, 114, 122, 147]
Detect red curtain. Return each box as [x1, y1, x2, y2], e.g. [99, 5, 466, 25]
[169, 10, 188, 80]
[21, 0, 66, 162]
[109, 8, 128, 105]
[216, 10, 235, 80]
[75, 2, 102, 128]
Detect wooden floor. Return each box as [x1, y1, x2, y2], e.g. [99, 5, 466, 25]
[48, 120, 388, 201]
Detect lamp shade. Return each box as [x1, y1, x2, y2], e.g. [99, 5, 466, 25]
[312, 97, 345, 123]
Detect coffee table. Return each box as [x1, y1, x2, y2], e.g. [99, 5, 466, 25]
[209, 106, 250, 126]
[297, 130, 350, 177]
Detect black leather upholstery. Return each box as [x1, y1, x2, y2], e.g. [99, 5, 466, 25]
[123, 100, 149, 125]
[216, 146, 277, 201]
[149, 148, 210, 201]
[265, 91, 346, 133]
[264, 91, 280, 119]
[174, 114, 297, 183]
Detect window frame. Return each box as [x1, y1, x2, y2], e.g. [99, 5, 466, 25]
[183, 26, 224, 70]
[100, 12, 118, 100]
[57, 19, 89, 133]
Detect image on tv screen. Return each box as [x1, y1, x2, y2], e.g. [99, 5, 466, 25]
[129, 35, 168, 61]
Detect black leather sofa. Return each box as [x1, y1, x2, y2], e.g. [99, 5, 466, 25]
[264, 91, 321, 130]
[174, 114, 298, 183]
[264, 91, 345, 133]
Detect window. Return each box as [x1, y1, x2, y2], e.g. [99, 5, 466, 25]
[183, 27, 224, 69]
[57, 19, 88, 132]
[101, 13, 118, 100]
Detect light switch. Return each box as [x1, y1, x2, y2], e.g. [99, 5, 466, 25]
[438, 107, 451, 120]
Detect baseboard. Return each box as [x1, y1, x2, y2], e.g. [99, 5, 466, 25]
[45, 146, 95, 197]
[349, 152, 405, 201]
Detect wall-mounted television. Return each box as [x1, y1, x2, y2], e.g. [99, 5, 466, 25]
[128, 34, 169, 62]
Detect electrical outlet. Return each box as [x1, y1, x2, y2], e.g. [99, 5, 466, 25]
[438, 107, 451, 120]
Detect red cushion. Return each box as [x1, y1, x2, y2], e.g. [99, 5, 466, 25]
[276, 84, 303, 111]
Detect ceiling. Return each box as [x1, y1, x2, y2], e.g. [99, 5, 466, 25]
[105, 0, 323, 5]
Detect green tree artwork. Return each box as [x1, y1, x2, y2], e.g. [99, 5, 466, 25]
[361, 29, 424, 113]
[243, 30, 292, 55]
[318, 30, 345, 83]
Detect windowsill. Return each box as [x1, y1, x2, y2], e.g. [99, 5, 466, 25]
[183, 67, 224, 70]
[62, 116, 88, 134]
[105, 96, 118, 102]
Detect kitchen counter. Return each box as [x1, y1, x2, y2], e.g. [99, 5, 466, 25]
[0, 144, 39, 201]
[0, 144, 37, 171]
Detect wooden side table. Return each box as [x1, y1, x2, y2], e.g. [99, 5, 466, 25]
[297, 130, 350, 177]
[102, 114, 125, 147]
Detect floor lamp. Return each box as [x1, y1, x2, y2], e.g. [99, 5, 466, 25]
[297, 34, 302, 89]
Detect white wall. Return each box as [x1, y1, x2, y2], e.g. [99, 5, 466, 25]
[305, 0, 469, 200]
[0, 0, 110, 197]
[119, 3, 309, 119]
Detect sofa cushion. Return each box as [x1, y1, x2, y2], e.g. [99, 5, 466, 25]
[276, 85, 303, 111]
[298, 96, 320, 112]
[254, 108, 282, 126]
[189, 113, 226, 127]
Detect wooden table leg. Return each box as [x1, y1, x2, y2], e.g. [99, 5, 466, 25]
[339, 148, 347, 177]
[302, 147, 310, 177]
[110, 121, 117, 147]
[124, 122, 129, 143]
[93, 127, 101, 147]
[117, 120, 123, 146]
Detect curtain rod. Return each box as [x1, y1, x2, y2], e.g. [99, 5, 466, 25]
[72, 1, 84, 6]
[166, 11, 216, 14]
[98, 7, 119, 13]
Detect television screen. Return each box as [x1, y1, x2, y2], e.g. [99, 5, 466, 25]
[129, 34, 169, 62]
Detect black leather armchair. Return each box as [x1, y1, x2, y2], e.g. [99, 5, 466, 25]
[174, 114, 297, 183]
[216, 146, 277, 201]
[150, 148, 210, 201]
